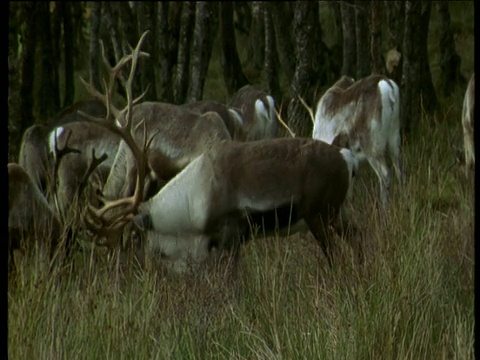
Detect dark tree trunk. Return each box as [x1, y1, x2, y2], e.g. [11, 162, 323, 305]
[340, 1, 356, 78]
[326, 1, 344, 83]
[157, 2, 175, 103]
[116, 2, 143, 97]
[418, 2, 438, 114]
[174, 2, 195, 104]
[19, 2, 37, 131]
[271, 1, 296, 84]
[62, 2, 75, 107]
[219, 2, 249, 96]
[89, 2, 102, 91]
[311, 3, 332, 87]
[102, 2, 128, 100]
[102, 3, 124, 68]
[51, 3, 62, 110]
[385, 1, 405, 85]
[370, 1, 384, 75]
[247, 2, 265, 73]
[187, 2, 218, 103]
[8, 2, 21, 160]
[287, 1, 317, 138]
[401, 0, 422, 134]
[262, 5, 281, 101]
[437, 2, 466, 97]
[234, 2, 252, 35]
[136, 2, 158, 101]
[35, 2, 59, 121]
[355, 1, 371, 79]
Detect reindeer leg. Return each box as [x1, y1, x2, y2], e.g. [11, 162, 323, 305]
[388, 130, 404, 184]
[366, 155, 391, 211]
[304, 213, 333, 268]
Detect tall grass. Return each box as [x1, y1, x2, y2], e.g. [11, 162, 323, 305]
[8, 98, 474, 359]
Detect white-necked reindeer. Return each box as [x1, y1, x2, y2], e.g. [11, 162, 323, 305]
[462, 73, 475, 176]
[130, 138, 358, 273]
[83, 31, 358, 274]
[228, 84, 278, 141]
[313, 74, 403, 210]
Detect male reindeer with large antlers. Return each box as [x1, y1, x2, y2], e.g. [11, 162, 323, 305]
[84, 32, 232, 206]
[80, 31, 359, 273]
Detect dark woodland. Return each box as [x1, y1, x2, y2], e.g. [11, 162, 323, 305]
[8, 1, 473, 160]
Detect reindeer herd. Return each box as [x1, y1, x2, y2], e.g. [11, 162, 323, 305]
[8, 31, 475, 275]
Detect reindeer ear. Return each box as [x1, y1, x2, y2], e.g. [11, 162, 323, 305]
[132, 212, 152, 231]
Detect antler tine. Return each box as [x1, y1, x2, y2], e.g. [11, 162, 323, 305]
[76, 149, 109, 199]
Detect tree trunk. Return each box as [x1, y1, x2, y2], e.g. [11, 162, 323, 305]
[19, 2, 37, 131]
[262, 5, 281, 101]
[174, 2, 195, 104]
[437, 2, 465, 97]
[370, 1, 384, 74]
[62, 2, 75, 107]
[35, 2, 59, 121]
[157, 2, 175, 103]
[8, 2, 21, 161]
[116, 2, 143, 97]
[89, 2, 102, 91]
[271, 1, 296, 84]
[219, 2, 249, 96]
[418, 2, 438, 114]
[355, 1, 371, 79]
[340, 1, 356, 78]
[51, 3, 62, 109]
[247, 2, 265, 73]
[102, 2, 128, 99]
[385, 1, 405, 85]
[287, 1, 317, 138]
[136, 2, 158, 101]
[187, 2, 218, 103]
[401, 0, 422, 134]
[234, 2, 252, 35]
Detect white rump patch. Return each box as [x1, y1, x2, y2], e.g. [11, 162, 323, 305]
[228, 108, 244, 127]
[255, 99, 269, 122]
[266, 95, 275, 122]
[48, 126, 64, 154]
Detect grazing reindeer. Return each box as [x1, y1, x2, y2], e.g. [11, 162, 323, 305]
[101, 102, 232, 201]
[19, 121, 119, 214]
[18, 99, 110, 202]
[79, 34, 232, 203]
[313, 74, 402, 210]
[228, 84, 278, 141]
[130, 138, 358, 273]
[8, 163, 63, 271]
[462, 73, 475, 176]
[48, 121, 120, 213]
[182, 100, 245, 141]
[83, 31, 357, 273]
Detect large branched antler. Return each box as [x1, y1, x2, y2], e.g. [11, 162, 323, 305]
[78, 30, 154, 245]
